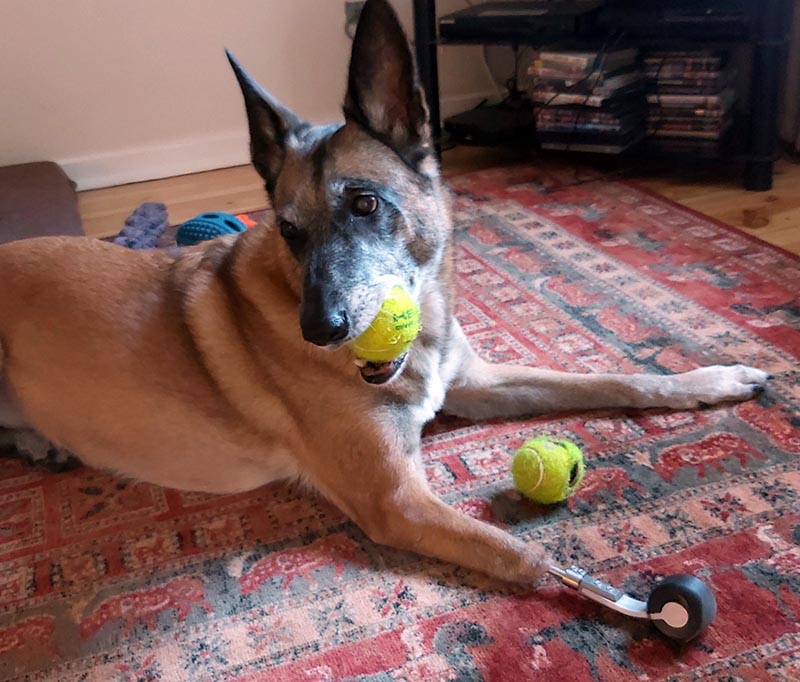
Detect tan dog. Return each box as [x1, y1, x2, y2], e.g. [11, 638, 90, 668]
[0, 0, 769, 585]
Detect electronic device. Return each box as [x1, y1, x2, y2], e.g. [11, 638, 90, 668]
[597, 1, 752, 40]
[444, 98, 537, 145]
[439, 1, 604, 43]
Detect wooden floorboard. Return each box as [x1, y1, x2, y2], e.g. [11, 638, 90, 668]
[77, 166, 266, 239]
[638, 159, 800, 255]
[77, 151, 800, 256]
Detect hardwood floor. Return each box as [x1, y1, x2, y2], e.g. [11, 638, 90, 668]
[77, 165, 267, 240]
[77, 151, 800, 255]
[638, 159, 800, 255]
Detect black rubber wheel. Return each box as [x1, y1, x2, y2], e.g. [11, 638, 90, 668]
[647, 574, 717, 642]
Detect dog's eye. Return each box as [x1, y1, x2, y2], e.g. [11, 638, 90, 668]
[352, 194, 378, 217]
[279, 220, 304, 242]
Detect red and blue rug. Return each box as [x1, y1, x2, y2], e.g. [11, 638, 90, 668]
[1, 165, 798, 681]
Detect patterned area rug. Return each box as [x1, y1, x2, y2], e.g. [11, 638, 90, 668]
[1, 165, 799, 681]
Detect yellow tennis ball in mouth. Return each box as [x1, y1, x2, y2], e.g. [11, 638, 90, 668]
[512, 436, 585, 504]
[349, 286, 421, 363]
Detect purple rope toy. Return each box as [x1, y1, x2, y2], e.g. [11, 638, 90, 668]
[113, 202, 168, 250]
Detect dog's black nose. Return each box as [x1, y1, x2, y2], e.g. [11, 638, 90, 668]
[301, 309, 350, 346]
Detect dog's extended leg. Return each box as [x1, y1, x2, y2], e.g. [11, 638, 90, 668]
[312, 452, 549, 585]
[443, 323, 771, 420]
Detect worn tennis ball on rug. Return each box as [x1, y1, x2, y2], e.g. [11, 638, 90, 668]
[349, 286, 421, 363]
[512, 436, 585, 504]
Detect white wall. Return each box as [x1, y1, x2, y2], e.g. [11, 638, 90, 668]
[0, 0, 497, 190]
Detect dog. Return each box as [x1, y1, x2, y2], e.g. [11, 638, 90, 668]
[0, 0, 770, 585]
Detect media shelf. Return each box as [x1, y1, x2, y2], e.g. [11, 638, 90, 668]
[412, 0, 792, 191]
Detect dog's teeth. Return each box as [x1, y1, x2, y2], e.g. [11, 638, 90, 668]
[353, 358, 367, 368]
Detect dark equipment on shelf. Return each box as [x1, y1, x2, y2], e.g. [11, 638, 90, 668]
[444, 98, 537, 146]
[596, 1, 753, 41]
[439, 1, 604, 43]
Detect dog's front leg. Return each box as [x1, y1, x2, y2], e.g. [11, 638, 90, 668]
[443, 322, 770, 419]
[309, 449, 550, 585]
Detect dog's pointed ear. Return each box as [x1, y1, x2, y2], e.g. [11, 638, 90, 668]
[226, 49, 301, 194]
[343, 0, 433, 172]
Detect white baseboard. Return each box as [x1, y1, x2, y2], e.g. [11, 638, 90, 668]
[60, 131, 251, 191]
[62, 90, 501, 191]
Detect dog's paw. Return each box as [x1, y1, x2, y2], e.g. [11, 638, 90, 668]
[665, 364, 771, 409]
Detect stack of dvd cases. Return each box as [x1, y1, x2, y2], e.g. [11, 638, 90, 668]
[644, 50, 736, 157]
[528, 45, 646, 154]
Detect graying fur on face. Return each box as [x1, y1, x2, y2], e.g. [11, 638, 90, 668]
[228, 0, 448, 349]
[264, 124, 448, 345]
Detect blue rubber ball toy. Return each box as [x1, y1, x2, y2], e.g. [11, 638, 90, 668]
[176, 212, 247, 246]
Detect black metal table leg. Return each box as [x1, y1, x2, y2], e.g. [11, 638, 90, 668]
[413, 0, 442, 157]
[745, 0, 791, 191]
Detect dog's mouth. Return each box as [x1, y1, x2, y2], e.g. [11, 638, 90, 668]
[355, 354, 407, 385]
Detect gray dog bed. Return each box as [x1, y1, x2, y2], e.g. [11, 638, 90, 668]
[0, 162, 84, 244]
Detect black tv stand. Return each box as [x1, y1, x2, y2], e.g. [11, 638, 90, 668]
[412, 0, 792, 191]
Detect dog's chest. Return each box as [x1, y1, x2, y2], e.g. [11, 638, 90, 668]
[402, 338, 462, 427]
[412, 348, 446, 424]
